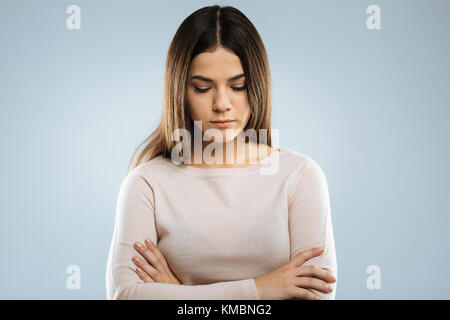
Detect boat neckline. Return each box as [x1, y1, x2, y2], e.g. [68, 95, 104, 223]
[160, 146, 284, 176]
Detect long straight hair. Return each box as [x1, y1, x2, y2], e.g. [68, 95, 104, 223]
[126, 5, 273, 175]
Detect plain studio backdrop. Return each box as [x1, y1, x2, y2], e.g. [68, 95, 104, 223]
[0, 0, 449, 299]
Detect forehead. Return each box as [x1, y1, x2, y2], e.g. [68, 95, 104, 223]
[189, 47, 244, 79]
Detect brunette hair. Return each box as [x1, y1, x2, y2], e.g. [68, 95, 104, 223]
[126, 5, 272, 175]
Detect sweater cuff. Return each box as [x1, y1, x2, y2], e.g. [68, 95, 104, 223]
[221, 278, 260, 300]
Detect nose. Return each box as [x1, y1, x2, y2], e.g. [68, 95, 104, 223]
[213, 87, 232, 112]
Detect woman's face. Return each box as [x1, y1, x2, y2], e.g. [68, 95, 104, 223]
[186, 46, 251, 144]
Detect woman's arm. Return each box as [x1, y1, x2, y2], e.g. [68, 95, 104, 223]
[288, 157, 338, 300]
[105, 169, 260, 300]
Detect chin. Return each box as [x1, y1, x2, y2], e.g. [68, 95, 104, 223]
[209, 134, 233, 144]
[204, 127, 242, 144]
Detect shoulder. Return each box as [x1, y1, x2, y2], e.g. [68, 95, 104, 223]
[121, 154, 170, 190]
[280, 146, 325, 175]
[280, 147, 329, 199]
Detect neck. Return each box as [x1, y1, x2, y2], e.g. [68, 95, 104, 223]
[187, 138, 260, 166]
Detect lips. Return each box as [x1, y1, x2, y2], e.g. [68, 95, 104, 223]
[210, 119, 235, 123]
[210, 120, 235, 128]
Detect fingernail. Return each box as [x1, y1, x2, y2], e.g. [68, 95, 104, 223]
[319, 247, 325, 251]
[134, 242, 143, 248]
[145, 238, 153, 245]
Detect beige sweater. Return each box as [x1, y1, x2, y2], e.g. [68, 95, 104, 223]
[105, 146, 337, 299]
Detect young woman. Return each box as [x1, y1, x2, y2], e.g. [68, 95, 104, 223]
[106, 5, 337, 300]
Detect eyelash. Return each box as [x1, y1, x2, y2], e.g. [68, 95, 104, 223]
[193, 86, 247, 93]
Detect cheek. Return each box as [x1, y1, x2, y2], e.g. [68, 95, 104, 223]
[187, 107, 211, 130]
[235, 92, 250, 111]
[186, 91, 206, 120]
[236, 103, 251, 120]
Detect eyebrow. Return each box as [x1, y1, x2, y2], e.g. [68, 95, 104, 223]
[190, 73, 245, 82]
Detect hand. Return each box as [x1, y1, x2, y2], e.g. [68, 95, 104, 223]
[132, 238, 182, 285]
[253, 247, 336, 300]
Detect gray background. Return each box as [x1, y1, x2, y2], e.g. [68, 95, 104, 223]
[0, 0, 449, 299]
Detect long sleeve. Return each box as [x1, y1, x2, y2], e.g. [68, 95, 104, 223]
[288, 158, 338, 300]
[105, 168, 260, 300]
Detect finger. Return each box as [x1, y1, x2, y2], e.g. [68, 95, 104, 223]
[290, 247, 324, 266]
[293, 276, 333, 294]
[144, 238, 170, 269]
[132, 256, 162, 282]
[294, 265, 336, 283]
[144, 239, 177, 283]
[291, 287, 322, 300]
[134, 242, 165, 273]
[135, 267, 154, 283]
